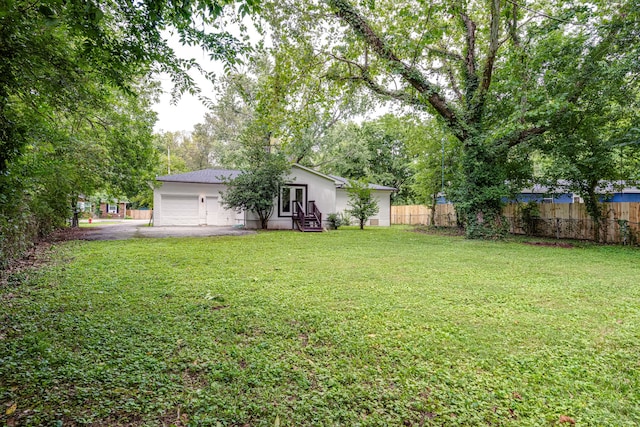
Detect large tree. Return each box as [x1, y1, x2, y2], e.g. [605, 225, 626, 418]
[0, 0, 258, 265]
[264, 0, 640, 238]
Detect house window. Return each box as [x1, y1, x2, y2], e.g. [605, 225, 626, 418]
[295, 188, 303, 206]
[107, 203, 118, 214]
[279, 185, 307, 217]
[281, 188, 291, 213]
[542, 198, 554, 204]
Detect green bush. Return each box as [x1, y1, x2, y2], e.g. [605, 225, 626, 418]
[327, 212, 350, 230]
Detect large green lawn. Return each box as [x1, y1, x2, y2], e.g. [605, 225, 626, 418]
[1, 227, 639, 426]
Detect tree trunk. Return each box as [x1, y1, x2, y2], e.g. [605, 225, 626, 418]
[71, 195, 79, 228]
[429, 192, 437, 226]
[454, 140, 508, 239]
[259, 215, 269, 229]
[583, 183, 602, 242]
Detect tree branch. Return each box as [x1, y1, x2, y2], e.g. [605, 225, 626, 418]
[441, 57, 463, 102]
[471, 0, 501, 122]
[327, 0, 465, 141]
[459, 11, 477, 85]
[502, 126, 547, 148]
[480, 0, 501, 96]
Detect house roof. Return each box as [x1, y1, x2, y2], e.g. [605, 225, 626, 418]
[329, 174, 397, 191]
[156, 164, 397, 191]
[520, 180, 640, 194]
[156, 169, 241, 184]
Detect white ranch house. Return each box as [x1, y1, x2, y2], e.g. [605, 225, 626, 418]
[153, 164, 395, 230]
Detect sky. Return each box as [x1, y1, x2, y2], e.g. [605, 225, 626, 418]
[151, 46, 220, 134]
[152, 20, 263, 134]
[152, 87, 208, 134]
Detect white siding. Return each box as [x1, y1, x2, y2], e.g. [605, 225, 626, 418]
[159, 195, 199, 225]
[153, 182, 241, 226]
[336, 188, 393, 227]
[264, 166, 337, 230]
[153, 166, 392, 228]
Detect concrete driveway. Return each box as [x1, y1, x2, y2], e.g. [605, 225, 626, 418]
[80, 219, 256, 241]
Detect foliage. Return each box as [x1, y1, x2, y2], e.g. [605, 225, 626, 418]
[326, 212, 350, 229]
[263, 0, 640, 239]
[169, 47, 371, 174]
[518, 202, 541, 236]
[345, 179, 379, 230]
[0, 82, 158, 267]
[221, 145, 289, 229]
[0, 0, 259, 265]
[315, 115, 417, 204]
[534, 32, 640, 241]
[405, 118, 461, 219]
[2, 229, 640, 425]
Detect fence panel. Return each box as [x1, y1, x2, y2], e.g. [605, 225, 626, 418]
[392, 203, 640, 244]
[391, 204, 457, 227]
[127, 209, 153, 220]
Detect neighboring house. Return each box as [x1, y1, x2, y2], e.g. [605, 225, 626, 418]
[99, 201, 127, 219]
[153, 164, 396, 229]
[516, 181, 640, 204]
[434, 181, 640, 205]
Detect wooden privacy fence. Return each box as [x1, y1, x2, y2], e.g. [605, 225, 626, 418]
[127, 209, 153, 220]
[392, 203, 640, 244]
[391, 204, 457, 227]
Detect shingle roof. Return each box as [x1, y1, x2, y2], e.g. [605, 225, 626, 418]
[329, 175, 397, 191]
[156, 166, 396, 191]
[156, 169, 241, 184]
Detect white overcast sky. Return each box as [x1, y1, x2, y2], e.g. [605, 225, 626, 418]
[152, 19, 265, 134]
[151, 45, 220, 134]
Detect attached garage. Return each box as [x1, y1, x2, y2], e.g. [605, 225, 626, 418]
[153, 169, 242, 227]
[160, 194, 199, 225]
[206, 196, 235, 226]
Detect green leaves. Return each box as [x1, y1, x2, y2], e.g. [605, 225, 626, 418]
[264, 0, 640, 238]
[345, 178, 379, 229]
[221, 147, 289, 229]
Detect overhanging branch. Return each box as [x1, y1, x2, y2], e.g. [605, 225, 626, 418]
[327, 0, 465, 141]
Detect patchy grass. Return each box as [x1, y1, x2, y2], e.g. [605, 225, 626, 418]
[79, 220, 122, 228]
[1, 227, 639, 426]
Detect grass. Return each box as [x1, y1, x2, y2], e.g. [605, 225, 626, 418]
[1, 227, 639, 426]
[79, 220, 122, 228]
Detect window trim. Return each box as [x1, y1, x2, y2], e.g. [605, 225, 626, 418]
[278, 184, 308, 218]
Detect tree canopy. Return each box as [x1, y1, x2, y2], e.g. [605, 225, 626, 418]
[346, 179, 380, 230]
[0, 0, 259, 266]
[262, 0, 640, 237]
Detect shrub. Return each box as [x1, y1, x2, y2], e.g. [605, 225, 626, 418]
[327, 212, 350, 230]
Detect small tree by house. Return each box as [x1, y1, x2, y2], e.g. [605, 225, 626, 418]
[221, 149, 289, 229]
[346, 180, 379, 230]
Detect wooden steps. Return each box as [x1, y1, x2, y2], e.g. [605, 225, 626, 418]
[294, 200, 324, 232]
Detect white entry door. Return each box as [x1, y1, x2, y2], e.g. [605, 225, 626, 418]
[206, 196, 233, 226]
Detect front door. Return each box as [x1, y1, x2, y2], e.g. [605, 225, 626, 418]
[279, 185, 306, 217]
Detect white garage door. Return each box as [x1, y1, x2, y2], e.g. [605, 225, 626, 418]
[206, 196, 234, 226]
[161, 195, 199, 225]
